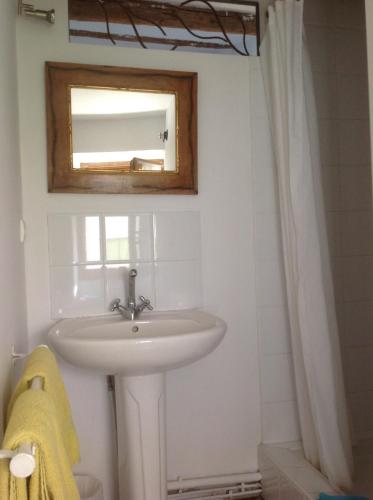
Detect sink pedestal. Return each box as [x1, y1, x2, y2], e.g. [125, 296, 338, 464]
[115, 373, 167, 500]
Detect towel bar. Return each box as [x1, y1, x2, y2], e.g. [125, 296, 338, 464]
[0, 375, 43, 478]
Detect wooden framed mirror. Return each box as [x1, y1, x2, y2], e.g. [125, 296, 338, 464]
[45, 62, 197, 194]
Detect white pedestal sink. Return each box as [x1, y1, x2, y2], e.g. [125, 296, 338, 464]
[48, 310, 226, 500]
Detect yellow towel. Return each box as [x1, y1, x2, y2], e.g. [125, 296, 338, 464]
[7, 346, 80, 465]
[0, 389, 80, 500]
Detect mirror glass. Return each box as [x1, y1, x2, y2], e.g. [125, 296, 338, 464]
[70, 88, 176, 173]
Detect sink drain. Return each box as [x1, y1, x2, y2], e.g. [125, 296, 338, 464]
[132, 326, 139, 333]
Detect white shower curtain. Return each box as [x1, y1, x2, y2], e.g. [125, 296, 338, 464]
[260, 0, 353, 491]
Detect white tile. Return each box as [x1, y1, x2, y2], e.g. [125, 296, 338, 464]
[321, 167, 340, 211]
[351, 452, 373, 498]
[264, 446, 308, 468]
[261, 353, 296, 403]
[50, 265, 105, 318]
[48, 214, 101, 265]
[258, 307, 291, 356]
[342, 256, 373, 301]
[335, 29, 368, 76]
[262, 401, 301, 444]
[256, 259, 287, 307]
[153, 211, 201, 261]
[254, 211, 282, 261]
[253, 166, 279, 214]
[334, 0, 366, 28]
[306, 26, 336, 74]
[335, 303, 346, 340]
[353, 438, 373, 458]
[313, 74, 338, 120]
[261, 464, 280, 500]
[338, 120, 371, 166]
[349, 391, 373, 434]
[325, 212, 341, 258]
[282, 466, 335, 497]
[337, 75, 369, 120]
[340, 211, 373, 256]
[331, 258, 344, 304]
[261, 445, 339, 499]
[346, 345, 373, 393]
[340, 167, 372, 211]
[318, 120, 339, 166]
[104, 214, 153, 262]
[104, 262, 155, 311]
[340, 301, 373, 347]
[303, 0, 335, 26]
[154, 261, 202, 310]
[259, 449, 274, 475]
[278, 476, 308, 500]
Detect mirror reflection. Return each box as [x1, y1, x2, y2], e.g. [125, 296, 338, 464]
[105, 215, 152, 262]
[57, 214, 151, 264]
[70, 88, 176, 173]
[84, 216, 101, 262]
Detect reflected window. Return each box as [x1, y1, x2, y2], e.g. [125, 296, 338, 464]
[84, 216, 101, 262]
[105, 216, 129, 261]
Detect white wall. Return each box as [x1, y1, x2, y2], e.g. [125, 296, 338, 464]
[72, 114, 165, 152]
[16, 1, 261, 497]
[0, 1, 27, 435]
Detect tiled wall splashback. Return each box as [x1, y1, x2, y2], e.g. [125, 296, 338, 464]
[47, 211, 202, 318]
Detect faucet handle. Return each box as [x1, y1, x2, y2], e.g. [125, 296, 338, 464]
[109, 298, 121, 311]
[138, 296, 153, 311]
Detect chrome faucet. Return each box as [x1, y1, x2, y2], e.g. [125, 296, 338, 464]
[109, 269, 153, 320]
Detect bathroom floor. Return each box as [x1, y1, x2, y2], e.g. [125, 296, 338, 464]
[351, 439, 373, 498]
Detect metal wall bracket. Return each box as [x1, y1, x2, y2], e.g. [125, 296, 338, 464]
[18, 1, 55, 24]
[11, 344, 50, 361]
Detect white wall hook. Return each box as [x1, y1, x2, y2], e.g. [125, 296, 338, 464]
[11, 345, 27, 360]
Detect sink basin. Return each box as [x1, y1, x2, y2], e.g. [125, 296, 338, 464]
[49, 308, 226, 500]
[48, 309, 226, 376]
